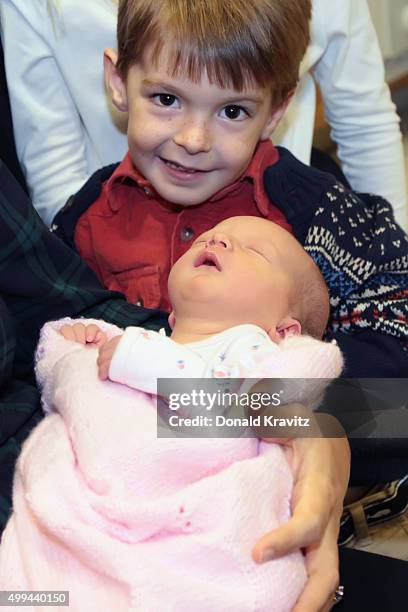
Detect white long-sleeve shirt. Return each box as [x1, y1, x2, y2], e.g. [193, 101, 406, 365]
[1, 0, 406, 228]
[109, 324, 343, 412]
[0, 0, 127, 225]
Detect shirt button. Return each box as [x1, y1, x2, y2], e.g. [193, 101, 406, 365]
[180, 226, 195, 241]
[136, 299, 144, 307]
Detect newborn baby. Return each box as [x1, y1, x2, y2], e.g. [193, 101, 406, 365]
[0, 217, 342, 612]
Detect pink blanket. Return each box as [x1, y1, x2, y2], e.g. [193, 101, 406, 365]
[0, 319, 342, 611]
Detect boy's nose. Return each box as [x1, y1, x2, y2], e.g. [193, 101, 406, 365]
[173, 120, 211, 154]
[206, 233, 231, 249]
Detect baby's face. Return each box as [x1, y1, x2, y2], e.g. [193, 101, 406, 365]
[168, 216, 307, 330]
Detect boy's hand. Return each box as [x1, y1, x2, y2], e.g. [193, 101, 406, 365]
[252, 436, 350, 612]
[60, 323, 108, 346]
[97, 336, 122, 380]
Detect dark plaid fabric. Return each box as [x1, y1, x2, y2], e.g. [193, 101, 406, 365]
[0, 160, 169, 532]
[0, 382, 42, 527]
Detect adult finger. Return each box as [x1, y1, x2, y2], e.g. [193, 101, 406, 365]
[252, 496, 328, 563]
[253, 443, 333, 561]
[292, 514, 340, 612]
[288, 437, 349, 531]
[292, 568, 339, 612]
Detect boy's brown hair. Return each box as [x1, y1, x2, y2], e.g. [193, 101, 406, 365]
[116, 0, 312, 106]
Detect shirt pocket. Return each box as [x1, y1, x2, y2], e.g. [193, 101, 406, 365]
[107, 265, 162, 309]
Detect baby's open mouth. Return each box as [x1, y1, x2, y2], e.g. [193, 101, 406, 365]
[194, 251, 222, 271]
[160, 157, 206, 174]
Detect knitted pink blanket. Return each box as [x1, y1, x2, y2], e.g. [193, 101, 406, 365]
[0, 319, 342, 611]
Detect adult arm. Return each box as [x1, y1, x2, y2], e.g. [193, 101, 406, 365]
[253, 435, 350, 612]
[210, 333, 349, 611]
[312, 0, 407, 229]
[329, 330, 408, 378]
[0, 0, 91, 225]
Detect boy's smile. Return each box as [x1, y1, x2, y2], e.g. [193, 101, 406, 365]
[105, 47, 288, 206]
[157, 155, 211, 183]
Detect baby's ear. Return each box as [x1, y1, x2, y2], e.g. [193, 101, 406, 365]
[104, 48, 128, 112]
[168, 312, 176, 329]
[268, 317, 301, 343]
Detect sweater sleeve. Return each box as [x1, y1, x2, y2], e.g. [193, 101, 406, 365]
[0, 0, 91, 226]
[327, 330, 408, 378]
[312, 0, 407, 229]
[108, 328, 207, 394]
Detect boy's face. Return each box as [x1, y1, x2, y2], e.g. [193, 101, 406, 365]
[105, 48, 288, 207]
[168, 217, 306, 333]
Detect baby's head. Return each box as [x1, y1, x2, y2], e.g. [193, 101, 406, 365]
[168, 217, 329, 342]
[105, 0, 311, 206]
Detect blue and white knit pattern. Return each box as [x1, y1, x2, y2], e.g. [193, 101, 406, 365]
[304, 182, 408, 347]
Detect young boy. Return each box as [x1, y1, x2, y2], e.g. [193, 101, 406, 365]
[0, 217, 343, 612]
[70, 0, 312, 312]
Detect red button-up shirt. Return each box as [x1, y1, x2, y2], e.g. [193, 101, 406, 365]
[75, 140, 291, 312]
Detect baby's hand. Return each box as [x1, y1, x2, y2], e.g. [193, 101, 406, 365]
[60, 323, 108, 347]
[97, 336, 122, 380]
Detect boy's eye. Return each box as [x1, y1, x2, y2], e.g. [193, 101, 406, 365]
[220, 105, 248, 121]
[152, 94, 180, 108]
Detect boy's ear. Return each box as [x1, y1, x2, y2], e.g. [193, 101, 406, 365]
[260, 92, 294, 140]
[268, 317, 301, 343]
[104, 48, 128, 112]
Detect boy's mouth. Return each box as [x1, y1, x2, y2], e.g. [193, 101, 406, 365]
[160, 157, 205, 174]
[194, 251, 222, 271]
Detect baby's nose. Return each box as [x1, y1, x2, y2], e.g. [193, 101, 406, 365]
[206, 232, 231, 249]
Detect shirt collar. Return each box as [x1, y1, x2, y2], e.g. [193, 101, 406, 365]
[107, 152, 153, 212]
[106, 140, 279, 216]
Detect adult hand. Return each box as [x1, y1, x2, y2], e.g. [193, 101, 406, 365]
[97, 336, 122, 380]
[60, 322, 107, 346]
[252, 436, 350, 612]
